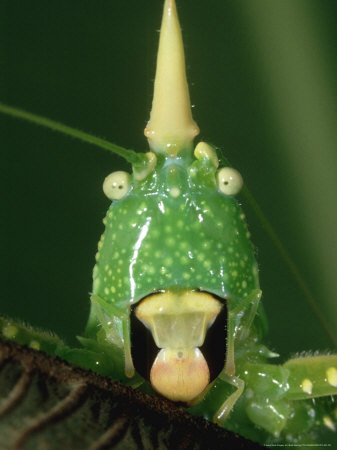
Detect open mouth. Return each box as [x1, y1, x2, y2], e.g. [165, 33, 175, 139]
[130, 290, 227, 403]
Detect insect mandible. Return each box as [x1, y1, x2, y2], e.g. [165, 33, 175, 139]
[1, 0, 336, 446]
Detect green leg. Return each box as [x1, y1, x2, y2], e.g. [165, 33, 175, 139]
[89, 295, 135, 377]
[241, 357, 337, 437]
[240, 362, 290, 436]
[235, 290, 262, 341]
[214, 372, 245, 425]
[0, 316, 64, 355]
[283, 354, 337, 400]
[225, 289, 262, 375]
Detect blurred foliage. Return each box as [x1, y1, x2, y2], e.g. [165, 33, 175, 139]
[1, 0, 336, 387]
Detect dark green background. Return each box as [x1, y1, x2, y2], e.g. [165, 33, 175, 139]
[1, 0, 337, 366]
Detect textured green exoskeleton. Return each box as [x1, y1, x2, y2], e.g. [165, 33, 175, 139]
[0, 0, 336, 446]
[85, 0, 261, 399]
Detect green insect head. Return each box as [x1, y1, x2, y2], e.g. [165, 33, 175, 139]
[86, 0, 260, 404]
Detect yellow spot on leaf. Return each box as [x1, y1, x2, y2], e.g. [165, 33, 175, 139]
[3, 325, 18, 339]
[29, 340, 40, 350]
[301, 378, 313, 395]
[326, 367, 337, 387]
[323, 415, 336, 431]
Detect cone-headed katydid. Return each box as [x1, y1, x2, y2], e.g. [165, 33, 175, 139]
[0, 0, 336, 445]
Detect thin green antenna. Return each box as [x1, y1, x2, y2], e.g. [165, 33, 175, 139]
[0, 102, 145, 166]
[216, 147, 337, 348]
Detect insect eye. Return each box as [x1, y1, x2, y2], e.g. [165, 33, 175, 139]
[216, 167, 243, 196]
[103, 171, 131, 200]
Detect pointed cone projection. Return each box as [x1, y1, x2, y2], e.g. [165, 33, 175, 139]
[144, 0, 199, 156]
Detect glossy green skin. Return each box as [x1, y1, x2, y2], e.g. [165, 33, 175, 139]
[83, 147, 337, 445]
[87, 152, 259, 334]
[1, 146, 336, 446]
[190, 337, 337, 445]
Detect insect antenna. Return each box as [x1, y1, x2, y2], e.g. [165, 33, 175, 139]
[0, 102, 147, 168]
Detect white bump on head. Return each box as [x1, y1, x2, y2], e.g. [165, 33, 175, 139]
[217, 167, 243, 196]
[194, 142, 219, 168]
[103, 171, 131, 200]
[134, 152, 157, 180]
[301, 378, 313, 395]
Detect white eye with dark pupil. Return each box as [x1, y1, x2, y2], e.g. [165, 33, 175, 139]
[103, 171, 131, 200]
[216, 167, 243, 195]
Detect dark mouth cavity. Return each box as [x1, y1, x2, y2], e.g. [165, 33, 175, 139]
[130, 291, 227, 384]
